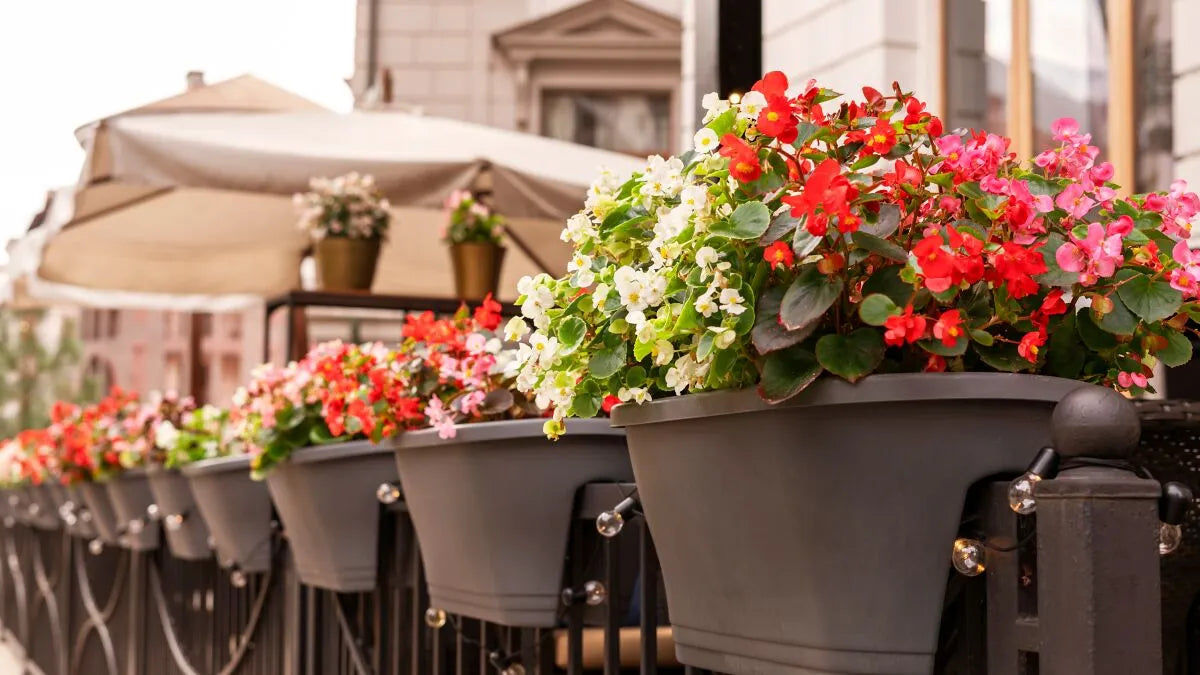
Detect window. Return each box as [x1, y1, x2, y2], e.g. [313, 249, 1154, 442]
[1030, 0, 1108, 155]
[106, 309, 119, 338]
[542, 91, 672, 157]
[164, 352, 183, 394]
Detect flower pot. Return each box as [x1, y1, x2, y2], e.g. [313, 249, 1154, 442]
[63, 484, 98, 540]
[147, 466, 212, 561]
[24, 484, 60, 530]
[78, 481, 122, 544]
[611, 373, 1087, 675]
[449, 242, 506, 301]
[182, 455, 273, 573]
[104, 470, 160, 551]
[395, 419, 631, 626]
[265, 441, 398, 592]
[314, 237, 381, 292]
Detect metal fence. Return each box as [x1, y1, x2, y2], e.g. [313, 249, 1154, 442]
[0, 411, 1194, 675]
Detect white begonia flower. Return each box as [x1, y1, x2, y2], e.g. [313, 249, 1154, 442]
[515, 366, 538, 392]
[693, 128, 719, 154]
[665, 354, 698, 394]
[154, 420, 179, 451]
[626, 309, 648, 327]
[614, 266, 648, 311]
[694, 292, 718, 318]
[636, 321, 657, 344]
[678, 185, 709, 215]
[695, 246, 718, 268]
[517, 275, 536, 296]
[618, 387, 652, 404]
[567, 252, 592, 273]
[653, 206, 690, 241]
[593, 283, 611, 308]
[649, 238, 681, 268]
[701, 92, 731, 123]
[504, 316, 530, 342]
[719, 288, 747, 315]
[573, 269, 596, 289]
[642, 273, 668, 307]
[561, 213, 597, 244]
[529, 333, 560, 369]
[651, 340, 674, 366]
[709, 326, 737, 349]
[737, 90, 767, 121]
[639, 156, 685, 198]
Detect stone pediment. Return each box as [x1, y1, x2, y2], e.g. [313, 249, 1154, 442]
[494, 0, 680, 61]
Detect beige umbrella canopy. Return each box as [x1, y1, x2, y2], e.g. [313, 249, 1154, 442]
[22, 75, 644, 309]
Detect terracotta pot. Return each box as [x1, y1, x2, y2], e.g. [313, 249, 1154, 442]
[104, 470, 160, 551]
[147, 466, 213, 561]
[314, 237, 381, 292]
[450, 242, 506, 301]
[611, 373, 1088, 675]
[265, 441, 398, 592]
[182, 455, 273, 573]
[395, 419, 631, 626]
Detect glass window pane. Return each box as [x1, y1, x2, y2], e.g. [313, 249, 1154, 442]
[945, 0, 1010, 134]
[1030, 0, 1108, 153]
[542, 92, 671, 156]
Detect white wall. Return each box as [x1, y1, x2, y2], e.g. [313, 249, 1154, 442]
[762, 0, 942, 113]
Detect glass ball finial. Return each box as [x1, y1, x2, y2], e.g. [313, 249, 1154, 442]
[951, 538, 986, 576]
[596, 510, 624, 538]
[1159, 522, 1183, 555]
[88, 539, 104, 556]
[376, 483, 401, 505]
[230, 569, 248, 588]
[1007, 473, 1041, 514]
[424, 607, 447, 628]
[164, 514, 184, 531]
[583, 580, 607, 606]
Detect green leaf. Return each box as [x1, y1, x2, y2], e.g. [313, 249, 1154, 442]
[706, 108, 736, 136]
[752, 286, 816, 354]
[860, 204, 901, 238]
[711, 201, 771, 239]
[851, 231, 908, 262]
[780, 267, 844, 330]
[1075, 308, 1118, 350]
[969, 329, 994, 346]
[1097, 293, 1138, 336]
[697, 331, 716, 361]
[861, 265, 913, 307]
[919, 337, 968, 357]
[625, 366, 647, 388]
[757, 345, 823, 403]
[973, 342, 1032, 373]
[792, 224, 822, 257]
[1117, 275, 1184, 323]
[858, 293, 898, 326]
[588, 344, 626, 379]
[571, 391, 601, 418]
[1046, 312, 1085, 379]
[761, 210, 800, 243]
[815, 328, 885, 382]
[557, 316, 586, 353]
[1158, 330, 1194, 367]
[850, 154, 881, 171]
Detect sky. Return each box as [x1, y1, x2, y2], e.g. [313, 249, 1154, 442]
[0, 1, 357, 261]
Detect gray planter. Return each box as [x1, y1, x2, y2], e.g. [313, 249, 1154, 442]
[104, 470, 160, 551]
[24, 484, 60, 530]
[147, 466, 213, 561]
[265, 441, 398, 592]
[611, 373, 1087, 675]
[182, 455, 272, 573]
[78, 481, 122, 544]
[394, 419, 631, 627]
[63, 484, 98, 540]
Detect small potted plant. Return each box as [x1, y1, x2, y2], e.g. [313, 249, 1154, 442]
[514, 72, 1200, 673]
[170, 404, 273, 573]
[245, 342, 413, 592]
[392, 296, 632, 626]
[294, 172, 391, 292]
[93, 388, 164, 551]
[45, 402, 104, 540]
[444, 190, 507, 301]
[72, 389, 138, 547]
[11, 428, 60, 529]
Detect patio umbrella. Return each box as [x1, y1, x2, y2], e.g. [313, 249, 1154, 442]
[25, 96, 644, 308]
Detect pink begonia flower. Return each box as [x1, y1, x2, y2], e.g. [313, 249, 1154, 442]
[1051, 117, 1080, 141]
[458, 390, 486, 416]
[423, 398, 458, 440]
[1091, 162, 1115, 183]
[1055, 183, 1095, 219]
[438, 356, 459, 380]
[1118, 371, 1148, 389]
[1169, 240, 1200, 298]
[1055, 222, 1125, 285]
[465, 333, 487, 355]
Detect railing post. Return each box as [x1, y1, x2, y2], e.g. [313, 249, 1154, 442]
[1035, 386, 1162, 675]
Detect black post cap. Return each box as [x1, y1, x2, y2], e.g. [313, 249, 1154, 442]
[1160, 482, 1194, 525]
[1050, 386, 1141, 459]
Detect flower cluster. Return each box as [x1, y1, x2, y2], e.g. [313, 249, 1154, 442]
[516, 72, 1200, 437]
[240, 296, 525, 477]
[444, 190, 505, 246]
[155, 404, 241, 469]
[294, 172, 392, 240]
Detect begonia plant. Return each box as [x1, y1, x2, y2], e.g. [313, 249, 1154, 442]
[294, 171, 392, 240]
[155, 404, 241, 469]
[444, 190, 506, 246]
[512, 72, 1200, 438]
